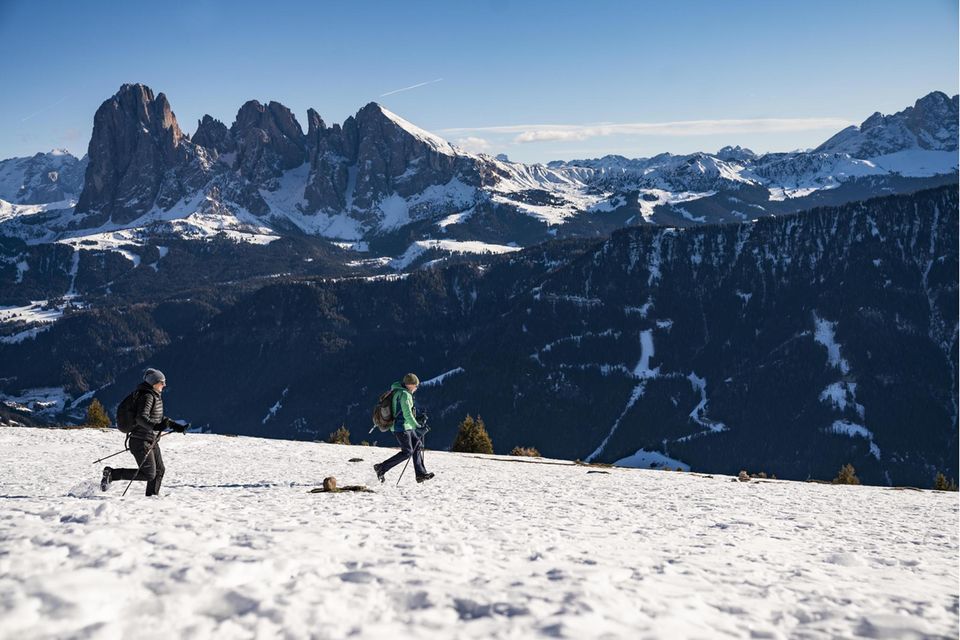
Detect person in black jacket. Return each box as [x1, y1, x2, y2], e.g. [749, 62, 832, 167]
[100, 368, 185, 496]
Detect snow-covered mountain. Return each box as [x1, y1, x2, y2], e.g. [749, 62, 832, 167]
[0, 149, 87, 205]
[0, 86, 955, 269]
[2, 427, 957, 639]
[816, 91, 958, 156]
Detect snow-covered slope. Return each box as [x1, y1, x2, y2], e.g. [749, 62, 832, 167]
[1, 427, 956, 639]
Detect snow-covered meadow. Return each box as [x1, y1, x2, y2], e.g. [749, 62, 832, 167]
[0, 427, 956, 639]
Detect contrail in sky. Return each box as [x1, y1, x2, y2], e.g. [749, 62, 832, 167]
[380, 78, 443, 97]
[21, 96, 68, 122]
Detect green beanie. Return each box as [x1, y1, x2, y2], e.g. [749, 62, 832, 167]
[402, 373, 420, 386]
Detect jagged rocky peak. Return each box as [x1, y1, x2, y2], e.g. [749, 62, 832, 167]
[716, 145, 757, 162]
[74, 82, 206, 225]
[230, 99, 307, 183]
[816, 90, 959, 157]
[193, 115, 235, 155]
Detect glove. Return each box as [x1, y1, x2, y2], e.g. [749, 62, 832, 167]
[172, 421, 189, 434]
[416, 410, 429, 425]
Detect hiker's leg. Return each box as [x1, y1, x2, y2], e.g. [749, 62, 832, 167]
[378, 432, 414, 474]
[146, 442, 165, 496]
[110, 438, 156, 482]
[411, 431, 427, 476]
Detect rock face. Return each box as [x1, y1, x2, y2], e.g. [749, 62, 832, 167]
[98, 186, 957, 487]
[0, 151, 87, 204]
[816, 91, 959, 156]
[74, 84, 211, 225]
[192, 115, 235, 156]
[231, 100, 306, 185]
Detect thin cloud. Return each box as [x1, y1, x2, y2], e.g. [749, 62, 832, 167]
[21, 96, 68, 123]
[439, 117, 855, 143]
[380, 78, 444, 98]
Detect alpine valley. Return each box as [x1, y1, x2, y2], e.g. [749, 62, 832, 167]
[1, 84, 956, 487]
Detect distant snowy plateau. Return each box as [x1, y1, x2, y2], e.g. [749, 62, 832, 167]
[0, 428, 957, 639]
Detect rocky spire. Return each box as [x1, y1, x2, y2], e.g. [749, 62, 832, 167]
[74, 83, 207, 225]
[230, 100, 307, 184]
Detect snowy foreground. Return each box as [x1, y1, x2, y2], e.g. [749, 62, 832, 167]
[0, 428, 957, 640]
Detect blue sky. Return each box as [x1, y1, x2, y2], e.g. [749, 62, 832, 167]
[1, 0, 957, 163]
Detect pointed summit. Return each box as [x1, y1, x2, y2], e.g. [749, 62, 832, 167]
[815, 90, 959, 157]
[75, 83, 205, 225]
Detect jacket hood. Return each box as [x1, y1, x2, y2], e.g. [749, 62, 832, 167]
[391, 381, 406, 391]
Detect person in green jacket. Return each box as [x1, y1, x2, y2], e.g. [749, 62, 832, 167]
[373, 373, 435, 483]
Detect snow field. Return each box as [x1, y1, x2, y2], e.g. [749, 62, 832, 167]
[0, 428, 956, 639]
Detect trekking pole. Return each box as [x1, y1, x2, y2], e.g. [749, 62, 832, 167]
[92, 434, 133, 465]
[92, 447, 131, 465]
[396, 458, 410, 486]
[121, 431, 170, 497]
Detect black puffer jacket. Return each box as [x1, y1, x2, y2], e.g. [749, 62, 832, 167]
[131, 382, 165, 443]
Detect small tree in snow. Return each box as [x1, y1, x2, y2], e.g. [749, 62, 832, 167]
[933, 472, 958, 491]
[451, 414, 493, 454]
[832, 463, 860, 485]
[85, 399, 110, 429]
[510, 446, 541, 457]
[327, 425, 351, 445]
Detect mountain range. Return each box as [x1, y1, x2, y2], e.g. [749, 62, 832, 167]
[0, 86, 956, 261]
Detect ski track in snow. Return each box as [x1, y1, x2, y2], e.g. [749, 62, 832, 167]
[0, 428, 956, 640]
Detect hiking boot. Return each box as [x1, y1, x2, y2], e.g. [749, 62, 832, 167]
[415, 472, 435, 484]
[373, 463, 385, 483]
[100, 467, 112, 491]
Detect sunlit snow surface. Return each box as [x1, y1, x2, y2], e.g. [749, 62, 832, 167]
[0, 428, 956, 639]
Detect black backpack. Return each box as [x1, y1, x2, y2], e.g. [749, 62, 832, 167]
[115, 390, 143, 433]
[371, 389, 396, 432]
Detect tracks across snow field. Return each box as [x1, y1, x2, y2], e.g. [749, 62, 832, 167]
[0, 428, 956, 639]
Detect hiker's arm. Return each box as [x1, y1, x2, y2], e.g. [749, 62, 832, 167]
[399, 392, 420, 429]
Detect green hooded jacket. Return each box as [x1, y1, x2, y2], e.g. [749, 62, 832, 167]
[390, 381, 420, 432]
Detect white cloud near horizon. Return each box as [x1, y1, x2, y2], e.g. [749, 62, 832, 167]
[439, 117, 855, 144]
[454, 136, 492, 152]
[379, 78, 444, 98]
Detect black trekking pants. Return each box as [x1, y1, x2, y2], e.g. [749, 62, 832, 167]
[112, 437, 165, 496]
[378, 430, 427, 477]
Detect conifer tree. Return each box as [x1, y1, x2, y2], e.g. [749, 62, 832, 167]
[933, 472, 958, 491]
[832, 463, 860, 485]
[451, 414, 494, 454]
[328, 425, 351, 445]
[85, 399, 110, 429]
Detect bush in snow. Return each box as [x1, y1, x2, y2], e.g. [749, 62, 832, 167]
[832, 463, 860, 485]
[84, 399, 110, 429]
[933, 472, 958, 491]
[327, 425, 351, 445]
[510, 446, 540, 457]
[451, 414, 493, 454]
